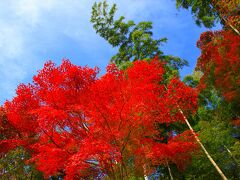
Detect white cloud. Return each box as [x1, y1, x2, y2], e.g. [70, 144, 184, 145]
[0, 25, 24, 58]
[0, 0, 59, 103]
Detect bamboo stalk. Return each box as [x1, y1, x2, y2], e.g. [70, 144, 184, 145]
[178, 108, 228, 180]
[163, 84, 227, 179]
[143, 164, 149, 180]
[210, 1, 240, 36]
[166, 161, 174, 180]
[221, 16, 240, 36]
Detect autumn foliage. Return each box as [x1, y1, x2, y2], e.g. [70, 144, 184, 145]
[212, 0, 240, 31]
[196, 30, 240, 103]
[0, 59, 198, 179]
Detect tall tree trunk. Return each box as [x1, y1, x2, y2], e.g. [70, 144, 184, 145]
[210, 1, 240, 36]
[166, 161, 174, 180]
[143, 165, 148, 180]
[178, 108, 228, 180]
[144, 174, 149, 180]
[163, 84, 227, 179]
[221, 16, 240, 36]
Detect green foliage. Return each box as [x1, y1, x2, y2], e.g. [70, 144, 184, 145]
[91, 0, 188, 72]
[176, 0, 219, 28]
[183, 70, 203, 88]
[232, 141, 240, 165]
[91, 0, 164, 63]
[0, 147, 43, 179]
[181, 82, 240, 179]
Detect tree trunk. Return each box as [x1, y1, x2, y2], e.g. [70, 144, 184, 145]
[143, 165, 149, 180]
[178, 108, 228, 180]
[221, 16, 240, 36]
[166, 161, 174, 180]
[210, 2, 240, 36]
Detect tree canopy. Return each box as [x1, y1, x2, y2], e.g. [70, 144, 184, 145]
[1, 59, 198, 179]
[176, 0, 240, 34]
[0, 1, 240, 179]
[91, 0, 188, 72]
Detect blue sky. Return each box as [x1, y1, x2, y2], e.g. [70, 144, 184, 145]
[0, 0, 218, 104]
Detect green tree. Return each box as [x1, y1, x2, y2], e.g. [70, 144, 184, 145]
[176, 0, 240, 35]
[185, 102, 240, 179]
[183, 70, 203, 88]
[0, 147, 43, 179]
[91, 0, 188, 73]
[183, 73, 240, 179]
[176, 0, 219, 28]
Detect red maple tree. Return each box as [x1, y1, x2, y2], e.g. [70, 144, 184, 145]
[1, 59, 198, 179]
[196, 30, 240, 103]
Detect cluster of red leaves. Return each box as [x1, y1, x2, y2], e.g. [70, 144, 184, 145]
[1, 59, 198, 179]
[0, 106, 26, 155]
[150, 131, 197, 170]
[232, 119, 240, 127]
[212, 0, 240, 31]
[196, 30, 240, 103]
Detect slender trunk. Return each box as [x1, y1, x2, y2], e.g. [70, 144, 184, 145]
[144, 174, 148, 180]
[178, 108, 228, 180]
[166, 161, 174, 180]
[30, 171, 33, 180]
[120, 164, 124, 180]
[109, 162, 117, 180]
[143, 165, 148, 180]
[210, 1, 240, 36]
[163, 84, 227, 179]
[221, 16, 240, 36]
[123, 162, 129, 178]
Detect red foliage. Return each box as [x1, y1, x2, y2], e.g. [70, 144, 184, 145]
[150, 131, 196, 170]
[1, 59, 198, 178]
[232, 119, 240, 127]
[196, 30, 240, 102]
[0, 106, 27, 155]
